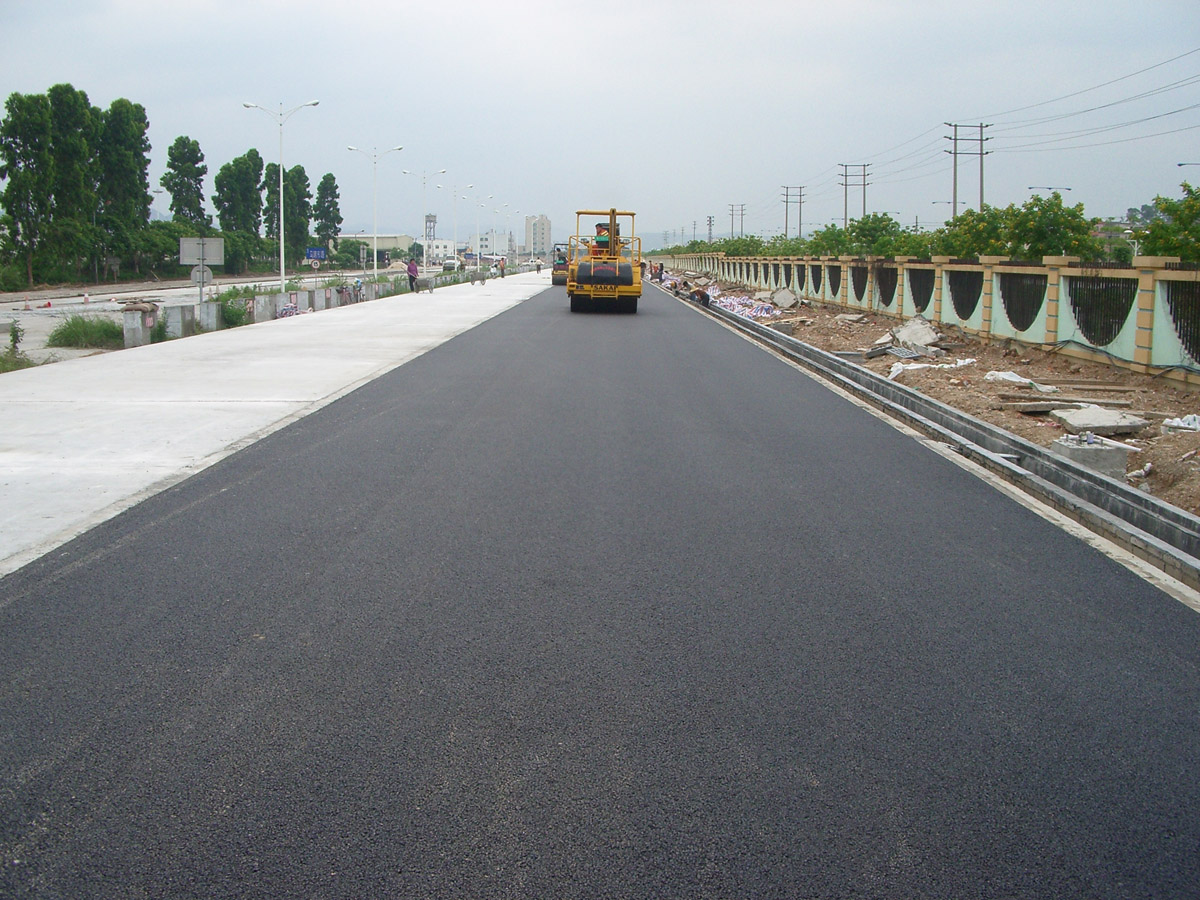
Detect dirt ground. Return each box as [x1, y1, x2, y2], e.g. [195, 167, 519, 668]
[687, 276, 1200, 517]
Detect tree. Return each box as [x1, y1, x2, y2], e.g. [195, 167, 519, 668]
[1010, 192, 1103, 261]
[930, 205, 1015, 258]
[805, 224, 851, 257]
[283, 164, 311, 264]
[262, 162, 280, 240]
[212, 148, 263, 235]
[1126, 203, 1167, 227]
[160, 135, 210, 228]
[1141, 182, 1200, 262]
[313, 173, 342, 249]
[709, 235, 766, 256]
[0, 91, 54, 286]
[46, 84, 100, 278]
[846, 213, 907, 256]
[46, 84, 97, 224]
[95, 98, 152, 267]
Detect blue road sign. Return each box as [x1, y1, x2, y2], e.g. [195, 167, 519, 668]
[305, 247, 327, 260]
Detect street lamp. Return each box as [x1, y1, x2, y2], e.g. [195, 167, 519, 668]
[402, 168, 446, 270]
[1124, 229, 1141, 257]
[1178, 163, 1200, 167]
[348, 144, 404, 285]
[454, 183, 472, 265]
[1028, 186, 1072, 192]
[473, 193, 492, 271]
[243, 100, 319, 293]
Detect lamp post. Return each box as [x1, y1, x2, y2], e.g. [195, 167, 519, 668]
[500, 203, 510, 265]
[454, 184, 472, 265]
[473, 193, 492, 271]
[243, 100, 319, 292]
[492, 207, 501, 268]
[1028, 186, 1072, 193]
[348, 144, 403, 285]
[403, 168, 446, 270]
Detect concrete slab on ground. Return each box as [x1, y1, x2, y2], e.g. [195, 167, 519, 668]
[0, 272, 550, 575]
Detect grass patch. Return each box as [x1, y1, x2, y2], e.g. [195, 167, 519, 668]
[47, 315, 124, 349]
[0, 350, 37, 373]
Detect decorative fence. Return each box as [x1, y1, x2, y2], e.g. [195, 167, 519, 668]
[652, 252, 1200, 383]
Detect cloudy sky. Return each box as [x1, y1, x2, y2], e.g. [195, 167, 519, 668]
[2, 0, 1198, 249]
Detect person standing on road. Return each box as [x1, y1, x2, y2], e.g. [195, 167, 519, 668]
[407, 258, 419, 293]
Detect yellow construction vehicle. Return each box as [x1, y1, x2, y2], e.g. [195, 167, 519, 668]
[551, 242, 569, 285]
[566, 208, 641, 313]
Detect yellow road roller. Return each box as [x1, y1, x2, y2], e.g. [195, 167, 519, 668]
[566, 209, 641, 313]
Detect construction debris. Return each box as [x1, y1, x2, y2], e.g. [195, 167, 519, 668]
[984, 371, 1060, 392]
[1163, 414, 1200, 432]
[1050, 406, 1150, 436]
[771, 287, 802, 309]
[887, 357, 976, 380]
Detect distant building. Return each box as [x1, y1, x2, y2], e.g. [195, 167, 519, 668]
[525, 215, 551, 259]
[469, 229, 510, 259]
[426, 238, 456, 261]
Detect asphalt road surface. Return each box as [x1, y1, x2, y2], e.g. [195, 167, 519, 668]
[2, 284, 1199, 898]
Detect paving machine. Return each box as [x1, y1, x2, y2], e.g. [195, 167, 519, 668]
[566, 208, 641, 313]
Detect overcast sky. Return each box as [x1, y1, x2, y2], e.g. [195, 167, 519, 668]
[2, 0, 1198, 249]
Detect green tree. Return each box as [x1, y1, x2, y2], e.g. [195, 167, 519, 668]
[313, 173, 342, 249]
[212, 148, 263, 234]
[805, 224, 851, 257]
[930, 205, 1014, 258]
[95, 98, 152, 269]
[846, 213, 906, 256]
[708, 235, 766, 256]
[0, 91, 54, 286]
[262, 162, 280, 240]
[1010, 192, 1103, 260]
[1141, 182, 1200, 262]
[46, 85, 96, 216]
[1127, 202, 1167, 227]
[283, 164, 311, 265]
[333, 237, 368, 270]
[160, 135, 210, 228]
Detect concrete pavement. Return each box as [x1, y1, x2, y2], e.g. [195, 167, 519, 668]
[0, 271, 549, 576]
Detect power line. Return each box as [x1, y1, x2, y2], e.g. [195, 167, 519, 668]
[972, 45, 1200, 120]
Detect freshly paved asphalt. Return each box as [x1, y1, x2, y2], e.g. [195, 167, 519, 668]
[2, 282, 1200, 898]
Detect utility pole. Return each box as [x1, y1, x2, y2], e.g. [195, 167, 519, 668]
[978, 122, 990, 209]
[944, 123, 990, 215]
[837, 165, 869, 228]
[729, 203, 745, 237]
[781, 185, 803, 239]
[945, 123, 959, 218]
[706, 215, 714, 243]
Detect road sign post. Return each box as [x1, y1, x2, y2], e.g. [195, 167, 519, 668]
[180, 238, 225, 304]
